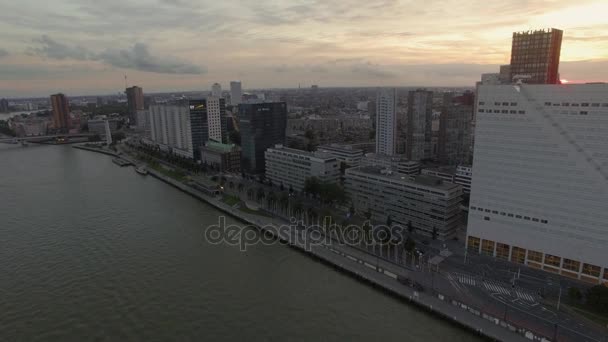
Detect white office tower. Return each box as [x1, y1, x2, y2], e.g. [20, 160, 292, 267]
[375, 88, 397, 155]
[206, 97, 223, 142]
[230, 81, 242, 106]
[467, 83, 608, 285]
[149, 105, 194, 158]
[211, 83, 222, 98]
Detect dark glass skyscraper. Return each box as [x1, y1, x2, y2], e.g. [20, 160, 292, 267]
[126, 86, 144, 123]
[509, 28, 563, 84]
[188, 98, 227, 160]
[50, 93, 70, 133]
[239, 102, 287, 174]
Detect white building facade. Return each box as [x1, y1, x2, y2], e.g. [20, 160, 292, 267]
[265, 145, 340, 192]
[206, 97, 223, 143]
[375, 88, 397, 156]
[149, 105, 194, 158]
[467, 84, 608, 284]
[211, 83, 222, 98]
[316, 144, 365, 167]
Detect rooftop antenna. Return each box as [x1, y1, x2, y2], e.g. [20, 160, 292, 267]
[124, 74, 128, 90]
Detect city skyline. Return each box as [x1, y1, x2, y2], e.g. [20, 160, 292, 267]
[1, 0, 608, 97]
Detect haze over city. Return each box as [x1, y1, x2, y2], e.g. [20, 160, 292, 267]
[1, 0, 608, 97]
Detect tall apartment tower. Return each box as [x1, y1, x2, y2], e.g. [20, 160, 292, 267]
[189, 98, 227, 159]
[230, 81, 243, 106]
[126, 86, 145, 123]
[375, 88, 397, 156]
[239, 102, 287, 174]
[406, 90, 433, 161]
[50, 93, 70, 132]
[211, 83, 222, 98]
[509, 28, 563, 84]
[438, 92, 474, 165]
[0, 98, 8, 113]
[467, 83, 608, 285]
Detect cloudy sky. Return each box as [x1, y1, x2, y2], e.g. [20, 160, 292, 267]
[1, 0, 607, 97]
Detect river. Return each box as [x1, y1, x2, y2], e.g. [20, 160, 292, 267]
[0, 144, 479, 341]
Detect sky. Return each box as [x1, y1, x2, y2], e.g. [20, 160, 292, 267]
[1, 0, 608, 97]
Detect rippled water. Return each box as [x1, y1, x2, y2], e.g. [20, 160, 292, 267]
[0, 144, 479, 341]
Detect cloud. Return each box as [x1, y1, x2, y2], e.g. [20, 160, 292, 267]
[96, 43, 206, 75]
[0, 49, 8, 58]
[30, 36, 205, 75]
[351, 62, 396, 78]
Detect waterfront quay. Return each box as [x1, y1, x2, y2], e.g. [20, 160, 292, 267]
[74, 143, 553, 342]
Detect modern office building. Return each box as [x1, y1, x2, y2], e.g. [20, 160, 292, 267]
[0, 98, 8, 113]
[360, 153, 420, 176]
[188, 98, 227, 159]
[50, 93, 70, 132]
[211, 83, 222, 98]
[376, 88, 397, 155]
[230, 81, 243, 106]
[346, 166, 463, 240]
[467, 83, 608, 284]
[509, 28, 563, 85]
[406, 90, 433, 161]
[239, 102, 287, 174]
[316, 144, 365, 167]
[438, 93, 473, 165]
[126, 86, 145, 123]
[421, 165, 472, 194]
[200, 141, 241, 172]
[149, 104, 194, 158]
[265, 145, 340, 192]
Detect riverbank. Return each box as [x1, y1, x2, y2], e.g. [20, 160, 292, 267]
[78, 145, 535, 342]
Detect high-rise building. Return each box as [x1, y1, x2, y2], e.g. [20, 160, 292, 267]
[239, 102, 287, 174]
[230, 81, 242, 106]
[126, 86, 145, 123]
[438, 92, 473, 165]
[189, 98, 227, 159]
[375, 88, 397, 156]
[149, 104, 194, 158]
[265, 145, 340, 191]
[0, 98, 9, 113]
[406, 90, 433, 161]
[346, 166, 462, 240]
[50, 93, 70, 132]
[467, 83, 608, 284]
[211, 83, 222, 98]
[509, 28, 563, 85]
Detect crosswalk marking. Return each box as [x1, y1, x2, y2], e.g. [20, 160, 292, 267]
[457, 274, 476, 286]
[516, 290, 535, 302]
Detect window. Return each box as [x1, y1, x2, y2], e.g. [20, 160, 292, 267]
[502, 102, 509, 106]
[467, 236, 481, 251]
[562, 103, 570, 107]
[580, 111, 588, 115]
[478, 101, 485, 105]
[528, 250, 543, 263]
[510, 102, 517, 106]
[544, 254, 561, 267]
[572, 103, 580, 107]
[495, 102, 501, 106]
[563, 259, 580, 272]
[518, 110, 526, 114]
[604, 269, 608, 281]
[496, 243, 510, 260]
[544, 102, 552, 106]
[582, 103, 589, 107]
[511, 247, 526, 264]
[602, 103, 608, 107]
[484, 217, 490, 221]
[481, 240, 495, 256]
[494, 110, 500, 113]
[510, 110, 517, 114]
[532, 218, 539, 222]
[524, 216, 531, 220]
[541, 219, 548, 224]
[478, 109, 485, 113]
[470, 206, 477, 210]
[582, 263, 601, 277]
[500, 212, 506, 216]
[591, 103, 600, 107]
[501, 110, 509, 114]
[492, 210, 498, 214]
[516, 215, 522, 219]
[507, 213, 514, 217]
[485, 209, 491, 213]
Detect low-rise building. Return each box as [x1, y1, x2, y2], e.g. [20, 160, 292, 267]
[421, 165, 473, 194]
[88, 118, 119, 137]
[316, 144, 364, 167]
[265, 145, 340, 191]
[200, 141, 241, 172]
[360, 153, 420, 175]
[345, 166, 463, 240]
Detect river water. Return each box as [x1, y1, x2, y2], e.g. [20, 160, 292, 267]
[0, 144, 479, 341]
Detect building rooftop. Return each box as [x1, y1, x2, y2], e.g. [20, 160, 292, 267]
[349, 166, 460, 191]
[202, 141, 239, 153]
[269, 145, 335, 160]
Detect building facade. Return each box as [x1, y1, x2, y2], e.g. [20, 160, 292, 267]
[211, 83, 222, 98]
[467, 83, 608, 284]
[149, 104, 194, 158]
[406, 90, 433, 161]
[376, 88, 397, 156]
[200, 141, 241, 172]
[316, 144, 365, 167]
[230, 81, 242, 106]
[50, 93, 70, 132]
[239, 102, 287, 174]
[188, 98, 227, 159]
[360, 153, 420, 176]
[126, 86, 144, 123]
[346, 166, 463, 240]
[509, 28, 563, 85]
[265, 145, 340, 192]
[0, 98, 8, 113]
[438, 93, 473, 165]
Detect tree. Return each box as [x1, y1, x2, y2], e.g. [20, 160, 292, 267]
[407, 220, 414, 234]
[304, 129, 315, 140]
[228, 181, 234, 190]
[238, 183, 244, 193]
[349, 204, 355, 217]
[432, 226, 438, 240]
[586, 285, 608, 314]
[256, 187, 265, 202]
[304, 177, 322, 197]
[369, 130, 376, 140]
